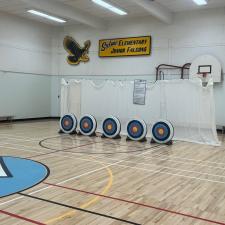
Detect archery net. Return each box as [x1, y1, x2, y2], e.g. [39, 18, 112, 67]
[61, 78, 220, 146]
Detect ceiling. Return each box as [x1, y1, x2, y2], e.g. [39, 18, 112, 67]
[0, 0, 224, 26]
[157, 0, 225, 12]
[57, 0, 150, 19]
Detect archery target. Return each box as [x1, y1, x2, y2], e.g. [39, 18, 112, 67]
[127, 119, 147, 141]
[151, 120, 174, 144]
[79, 115, 97, 136]
[102, 116, 121, 138]
[60, 113, 77, 134]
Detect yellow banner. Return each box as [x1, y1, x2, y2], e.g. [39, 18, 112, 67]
[99, 36, 151, 57]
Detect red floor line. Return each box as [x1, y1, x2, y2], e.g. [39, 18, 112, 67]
[0, 209, 45, 225]
[43, 182, 225, 225]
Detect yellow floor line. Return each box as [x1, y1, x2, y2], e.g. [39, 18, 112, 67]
[45, 158, 113, 224]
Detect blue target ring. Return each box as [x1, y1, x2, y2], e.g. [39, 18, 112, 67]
[61, 115, 74, 131]
[102, 117, 121, 138]
[60, 114, 77, 134]
[151, 120, 174, 144]
[79, 115, 97, 136]
[127, 119, 147, 141]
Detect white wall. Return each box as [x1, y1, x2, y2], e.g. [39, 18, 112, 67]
[52, 8, 225, 125]
[56, 8, 225, 76]
[0, 8, 225, 124]
[0, 12, 54, 119]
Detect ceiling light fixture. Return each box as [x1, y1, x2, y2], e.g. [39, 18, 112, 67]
[27, 10, 66, 23]
[192, 0, 208, 6]
[91, 0, 127, 15]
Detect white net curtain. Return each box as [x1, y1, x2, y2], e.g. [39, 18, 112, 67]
[61, 78, 220, 146]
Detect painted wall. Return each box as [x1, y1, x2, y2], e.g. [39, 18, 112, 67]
[1, 8, 225, 124]
[52, 8, 225, 125]
[0, 12, 54, 119]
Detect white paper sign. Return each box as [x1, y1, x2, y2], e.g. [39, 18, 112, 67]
[133, 80, 146, 105]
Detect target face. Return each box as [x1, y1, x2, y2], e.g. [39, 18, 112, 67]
[127, 119, 147, 141]
[102, 116, 121, 138]
[151, 120, 174, 144]
[79, 115, 97, 136]
[60, 114, 77, 134]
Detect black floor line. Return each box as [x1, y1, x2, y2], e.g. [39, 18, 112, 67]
[27, 150, 62, 159]
[18, 193, 141, 225]
[39, 136, 161, 154]
[31, 144, 161, 160]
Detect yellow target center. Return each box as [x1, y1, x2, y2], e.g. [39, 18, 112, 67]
[132, 126, 138, 133]
[83, 122, 89, 128]
[158, 128, 164, 135]
[64, 120, 69, 126]
[107, 124, 112, 130]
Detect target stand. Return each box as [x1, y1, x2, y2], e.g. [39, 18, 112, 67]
[59, 113, 77, 134]
[126, 119, 147, 142]
[151, 120, 174, 145]
[78, 114, 97, 137]
[101, 116, 121, 139]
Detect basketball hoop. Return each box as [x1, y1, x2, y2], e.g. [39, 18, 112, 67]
[190, 55, 222, 83]
[197, 72, 208, 79]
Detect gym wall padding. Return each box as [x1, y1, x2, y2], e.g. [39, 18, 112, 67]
[0, 72, 51, 119]
[61, 78, 220, 146]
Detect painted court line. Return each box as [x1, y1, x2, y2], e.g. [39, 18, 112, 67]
[18, 193, 140, 225]
[37, 143, 225, 182]
[84, 153, 225, 179]
[59, 148, 225, 180]
[1, 132, 224, 224]
[0, 140, 96, 153]
[43, 182, 225, 225]
[1, 134, 91, 144]
[0, 144, 164, 207]
[0, 209, 45, 225]
[112, 163, 225, 184]
[149, 150, 225, 167]
[0, 133, 59, 141]
[0, 145, 52, 156]
[136, 152, 225, 171]
[1, 133, 152, 150]
[40, 136, 148, 149]
[0, 159, 127, 207]
[2, 142, 225, 185]
[2, 143, 225, 185]
[0, 139, 135, 156]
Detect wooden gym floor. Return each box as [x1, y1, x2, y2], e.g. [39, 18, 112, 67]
[0, 120, 225, 225]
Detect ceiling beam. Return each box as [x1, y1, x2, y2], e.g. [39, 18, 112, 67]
[131, 0, 173, 24]
[20, 0, 106, 28]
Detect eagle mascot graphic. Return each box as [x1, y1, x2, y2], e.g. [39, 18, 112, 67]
[63, 36, 91, 65]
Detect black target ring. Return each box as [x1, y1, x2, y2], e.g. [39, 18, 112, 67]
[79, 114, 97, 136]
[60, 114, 77, 134]
[151, 120, 174, 144]
[102, 116, 121, 138]
[127, 119, 147, 141]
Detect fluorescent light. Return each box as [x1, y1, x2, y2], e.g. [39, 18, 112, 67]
[27, 10, 66, 23]
[92, 0, 127, 15]
[192, 0, 207, 6]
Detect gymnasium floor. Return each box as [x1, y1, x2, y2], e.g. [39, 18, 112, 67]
[0, 120, 225, 225]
